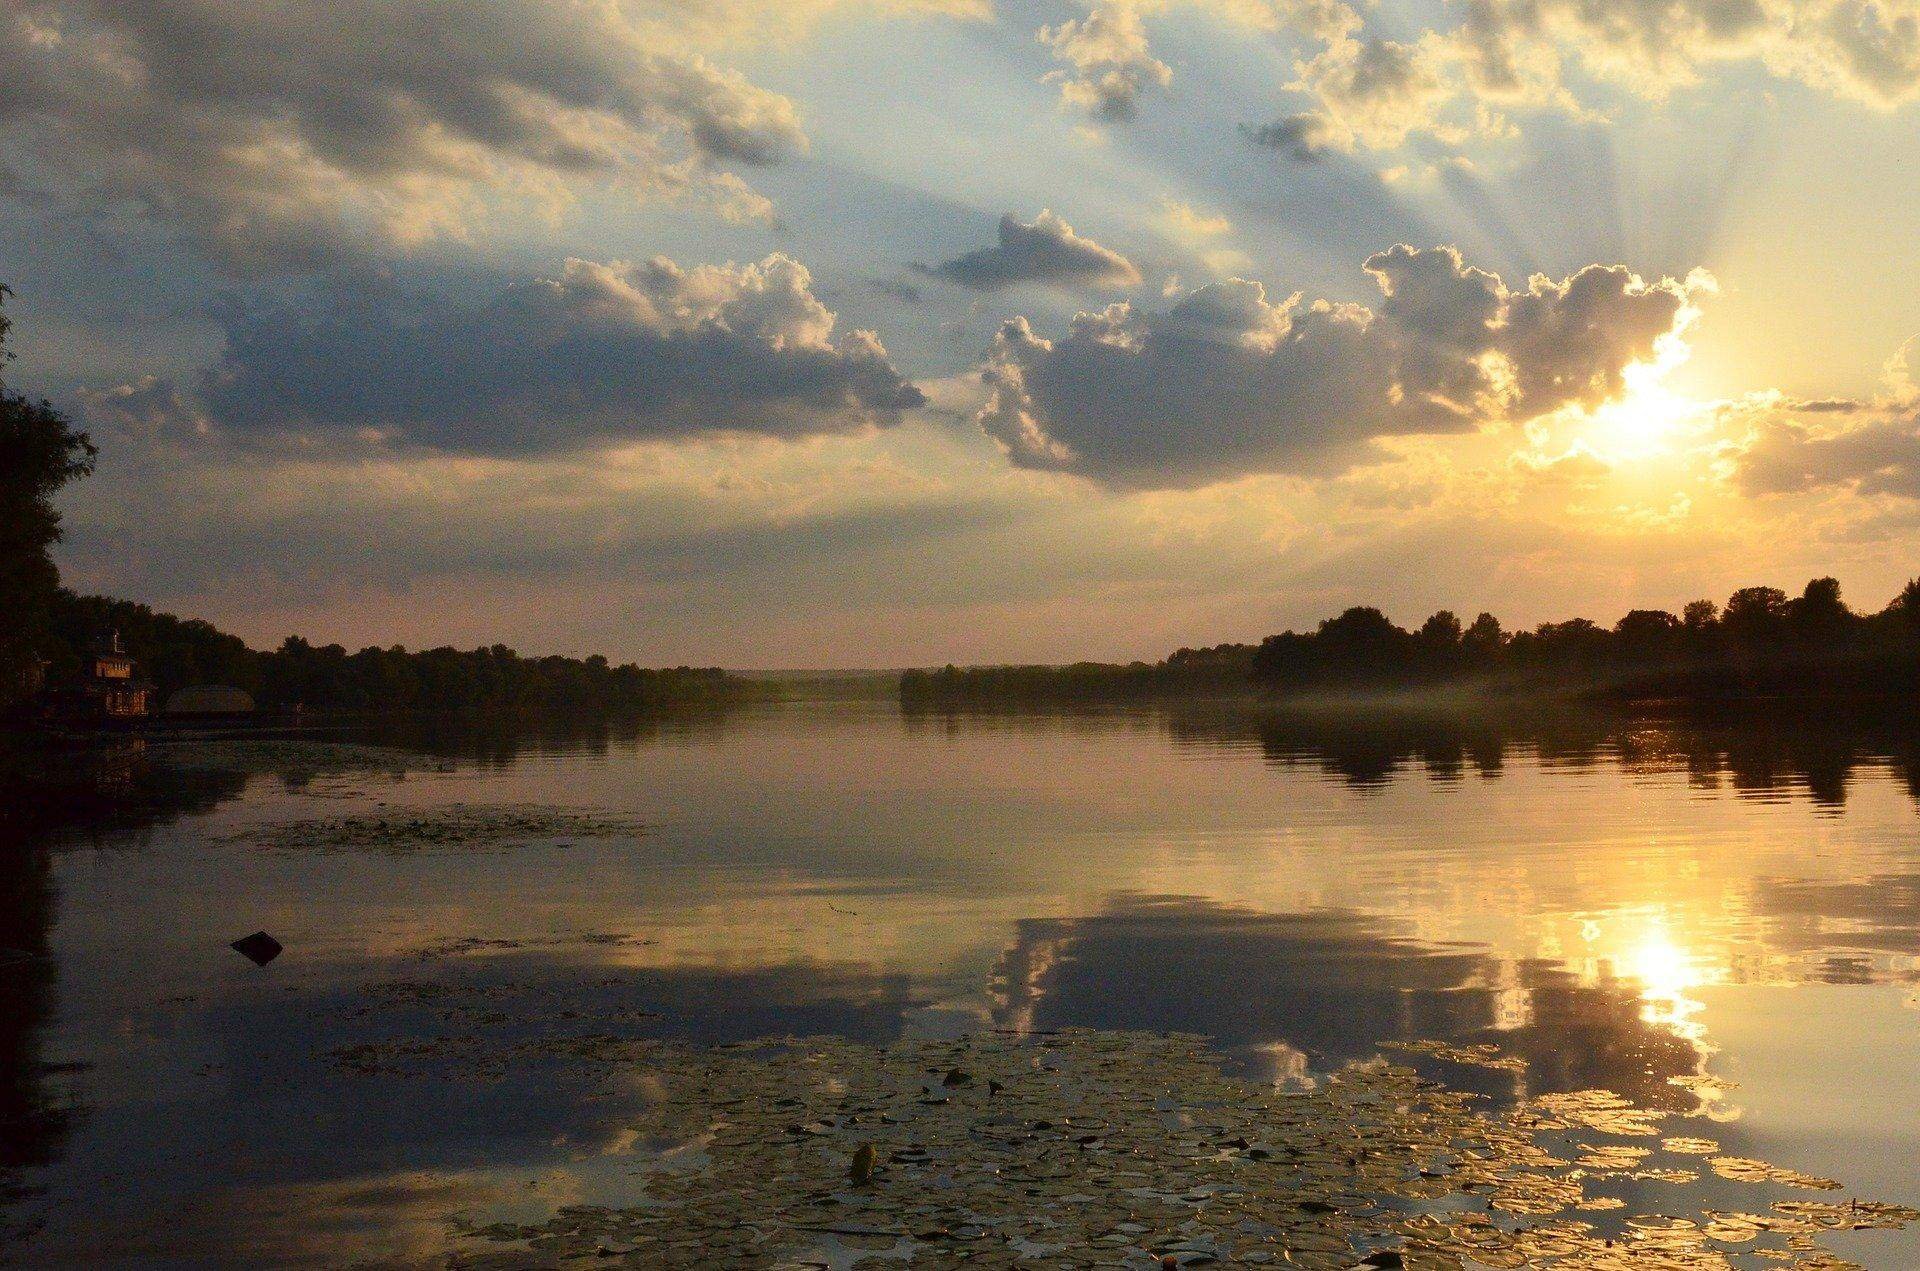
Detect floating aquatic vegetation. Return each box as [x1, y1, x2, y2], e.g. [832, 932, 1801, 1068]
[1381, 1040, 1528, 1073]
[1662, 1137, 1720, 1156]
[228, 803, 642, 853]
[1514, 1089, 1666, 1137]
[1574, 1145, 1649, 1172]
[1708, 1158, 1843, 1190]
[438, 1030, 1914, 1269]
[403, 931, 658, 961]
[153, 739, 440, 776]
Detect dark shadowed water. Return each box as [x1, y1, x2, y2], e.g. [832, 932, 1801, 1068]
[6, 699, 1920, 1266]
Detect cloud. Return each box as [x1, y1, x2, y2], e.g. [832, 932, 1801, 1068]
[1740, 414, 1920, 499]
[1157, 199, 1232, 241]
[1156, 199, 1248, 275]
[1245, 114, 1338, 161]
[929, 210, 1142, 291]
[1249, 32, 1519, 159]
[88, 253, 924, 456]
[0, 0, 811, 274]
[1386, 0, 1920, 154]
[977, 244, 1701, 488]
[1233, 0, 1920, 160]
[75, 375, 211, 441]
[1286, 36, 1462, 153]
[1040, 2, 1173, 121]
[1733, 340, 1920, 498]
[1041, 0, 1361, 120]
[1452, 0, 1920, 107]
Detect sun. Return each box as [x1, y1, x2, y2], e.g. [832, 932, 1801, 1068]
[1581, 360, 1699, 460]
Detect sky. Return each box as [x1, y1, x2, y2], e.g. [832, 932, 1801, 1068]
[6, 0, 1920, 667]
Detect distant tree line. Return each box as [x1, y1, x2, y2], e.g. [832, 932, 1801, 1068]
[903, 577, 1920, 704]
[901, 643, 1254, 703]
[41, 590, 766, 717]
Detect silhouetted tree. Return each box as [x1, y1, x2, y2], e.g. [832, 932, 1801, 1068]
[1789, 576, 1849, 632]
[1723, 586, 1789, 638]
[1419, 610, 1462, 645]
[1887, 579, 1920, 625]
[0, 286, 96, 709]
[915, 576, 1920, 706]
[1462, 612, 1505, 659]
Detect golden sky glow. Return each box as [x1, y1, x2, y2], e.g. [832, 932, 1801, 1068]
[5, 0, 1920, 663]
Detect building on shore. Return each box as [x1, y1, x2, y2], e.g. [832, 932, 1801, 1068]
[38, 633, 154, 723]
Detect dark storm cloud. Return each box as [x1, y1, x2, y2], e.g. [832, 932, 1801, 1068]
[928, 211, 1142, 292]
[0, 0, 805, 273]
[978, 244, 1697, 488]
[91, 254, 923, 455]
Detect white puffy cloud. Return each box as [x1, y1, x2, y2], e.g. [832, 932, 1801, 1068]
[1270, 0, 1920, 159]
[978, 244, 1702, 488]
[0, 0, 813, 273]
[1041, 0, 1361, 120]
[1282, 36, 1462, 154]
[1040, 2, 1174, 121]
[87, 253, 925, 455]
[1456, 0, 1920, 107]
[929, 210, 1142, 290]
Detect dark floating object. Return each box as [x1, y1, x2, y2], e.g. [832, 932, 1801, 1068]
[942, 1066, 970, 1087]
[849, 1142, 876, 1187]
[229, 931, 283, 966]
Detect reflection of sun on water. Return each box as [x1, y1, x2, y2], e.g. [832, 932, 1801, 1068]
[1628, 925, 1708, 1040]
[1574, 911, 1726, 1048]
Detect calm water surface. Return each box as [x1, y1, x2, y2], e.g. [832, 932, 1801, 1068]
[7, 699, 1920, 1265]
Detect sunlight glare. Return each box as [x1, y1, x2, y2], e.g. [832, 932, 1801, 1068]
[1580, 360, 1697, 460]
[1626, 922, 1712, 1046]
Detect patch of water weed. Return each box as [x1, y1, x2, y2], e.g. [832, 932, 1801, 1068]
[226, 803, 643, 853]
[430, 1030, 1913, 1269]
[153, 738, 441, 776]
[403, 932, 659, 962]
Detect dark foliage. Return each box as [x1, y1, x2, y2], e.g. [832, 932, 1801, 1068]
[0, 286, 96, 709]
[1250, 576, 1920, 701]
[43, 590, 765, 717]
[901, 643, 1254, 703]
[904, 577, 1920, 704]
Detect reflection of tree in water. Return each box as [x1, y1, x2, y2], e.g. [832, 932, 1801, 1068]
[989, 894, 1702, 1112]
[0, 741, 252, 1242]
[358, 703, 756, 771]
[0, 839, 70, 1194]
[1160, 701, 1920, 809]
[0, 741, 247, 845]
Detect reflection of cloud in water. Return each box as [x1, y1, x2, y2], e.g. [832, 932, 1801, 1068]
[11, 952, 930, 1263]
[36, 1167, 551, 1268]
[1754, 873, 1920, 982]
[990, 894, 1704, 1109]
